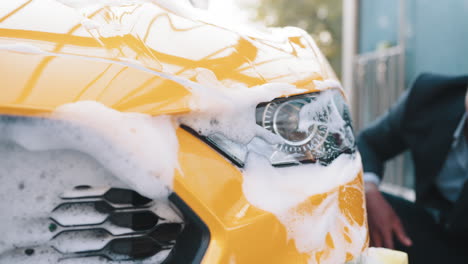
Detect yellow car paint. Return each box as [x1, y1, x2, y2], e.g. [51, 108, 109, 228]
[1, 0, 336, 115]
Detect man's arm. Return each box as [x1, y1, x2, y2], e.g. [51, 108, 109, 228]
[357, 89, 413, 249]
[357, 89, 410, 178]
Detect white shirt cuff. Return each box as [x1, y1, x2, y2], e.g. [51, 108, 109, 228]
[363, 172, 381, 186]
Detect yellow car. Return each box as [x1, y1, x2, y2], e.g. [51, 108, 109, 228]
[0, 1, 406, 263]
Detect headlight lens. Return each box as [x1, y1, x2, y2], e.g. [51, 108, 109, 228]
[186, 88, 356, 167]
[256, 89, 355, 166]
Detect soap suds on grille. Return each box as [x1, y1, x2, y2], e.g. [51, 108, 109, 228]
[0, 118, 181, 262]
[1, 102, 178, 200]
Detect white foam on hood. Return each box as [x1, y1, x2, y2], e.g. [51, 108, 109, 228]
[150, 0, 309, 43]
[53, 102, 179, 199]
[313, 79, 342, 91]
[0, 42, 304, 194]
[58, 0, 141, 8]
[2, 102, 178, 199]
[0, 43, 44, 54]
[55, 0, 316, 52]
[181, 68, 305, 144]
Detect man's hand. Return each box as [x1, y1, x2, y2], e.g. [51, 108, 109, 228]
[365, 182, 413, 249]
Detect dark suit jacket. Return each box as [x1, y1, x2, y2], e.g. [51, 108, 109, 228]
[357, 73, 468, 235]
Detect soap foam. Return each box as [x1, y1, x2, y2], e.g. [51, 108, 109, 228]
[242, 152, 367, 264]
[313, 79, 342, 91]
[298, 89, 348, 137]
[181, 67, 306, 144]
[54, 102, 179, 199]
[1, 102, 178, 199]
[0, 119, 181, 262]
[242, 153, 362, 213]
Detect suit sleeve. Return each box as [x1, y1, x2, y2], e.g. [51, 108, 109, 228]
[356, 89, 409, 180]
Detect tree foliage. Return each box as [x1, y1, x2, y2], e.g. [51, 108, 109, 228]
[255, 0, 342, 75]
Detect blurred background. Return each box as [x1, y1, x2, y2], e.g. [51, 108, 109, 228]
[191, 0, 468, 199]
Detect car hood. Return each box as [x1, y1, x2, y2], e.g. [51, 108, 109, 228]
[0, 0, 338, 116]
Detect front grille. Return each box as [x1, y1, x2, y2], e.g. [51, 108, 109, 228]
[49, 186, 183, 261]
[0, 186, 185, 263]
[51, 186, 183, 262]
[0, 116, 211, 263]
[0, 186, 210, 264]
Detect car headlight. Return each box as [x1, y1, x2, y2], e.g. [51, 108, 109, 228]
[183, 88, 356, 167]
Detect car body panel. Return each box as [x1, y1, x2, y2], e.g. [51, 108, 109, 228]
[1, 0, 336, 116]
[0, 1, 369, 263]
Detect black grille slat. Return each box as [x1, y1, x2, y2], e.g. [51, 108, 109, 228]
[104, 188, 153, 207]
[45, 187, 184, 262]
[109, 211, 159, 231]
[108, 237, 164, 259]
[150, 223, 183, 245]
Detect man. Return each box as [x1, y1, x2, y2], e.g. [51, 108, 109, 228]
[357, 73, 468, 264]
